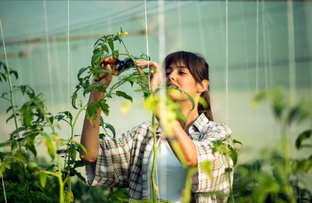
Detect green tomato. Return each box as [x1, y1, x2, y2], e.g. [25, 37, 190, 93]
[25, 171, 33, 181]
[27, 162, 39, 172]
[31, 172, 39, 180]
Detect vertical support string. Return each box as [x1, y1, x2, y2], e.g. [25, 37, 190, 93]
[261, 1, 268, 92]
[13, 46, 24, 103]
[0, 19, 8, 203]
[178, 0, 182, 46]
[67, 0, 70, 138]
[197, 2, 206, 57]
[28, 36, 35, 89]
[256, 0, 259, 94]
[287, 0, 296, 105]
[144, 0, 150, 85]
[261, 0, 272, 146]
[255, 0, 260, 202]
[43, 0, 54, 112]
[225, 0, 229, 125]
[52, 36, 64, 105]
[158, 0, 166, 198]
[0, 20, 13, 110]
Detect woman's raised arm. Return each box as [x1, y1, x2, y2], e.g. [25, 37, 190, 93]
[80, 57, 116, 162]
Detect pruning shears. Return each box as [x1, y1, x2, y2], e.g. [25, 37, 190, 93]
[94, 56, 136, 82]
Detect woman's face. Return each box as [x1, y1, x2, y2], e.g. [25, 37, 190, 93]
[165, 61, 202, 101]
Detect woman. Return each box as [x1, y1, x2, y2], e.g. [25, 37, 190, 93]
[80, 51, 233, 202]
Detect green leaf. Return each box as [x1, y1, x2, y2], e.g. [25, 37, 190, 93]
[230, 148, 238, 166]
[0, 61, 8, 73]
[0, 72, 7, 81]
[292, 158, 312, 174]
[77, 67, 89, 79]
[93, 69, 115, 76]
[271, 154, 287, 185]
[83, 83, 103, 96]
[41, 132, 55, 160]
[62, 111, 73, 123]
[116, 91, 133, 103]
[174, 109, 187, 124]
[105, 123, 116, 137]
[98, 99, 109, 116]
[86, 103, 98, 122]
[202, 161, 212, 178]
[112, 50, 119, 59]
[21, 107, 33, 127]
[64, 191, 74, 203]
[0, 159, 11, 176]
[19, 85, 27, 95]
[57, 114, 65, 121]
[108, 39, 114, 51]
[71, 89, 79, 109]
[91, 52, 103, 67]
[73, 168, 86, 183]
[186, 93, 195, 110]
[25, 141, 37, 157]
[9, 70, 18, 79]
[0, 140, 14, 147]
[100, 116, 105, 130]
[295, 130, 312, 149]
[93, 37, 104, 47]
[198, 96, 208, 109]
[6, 114, 15, 123]
[233, 139, 243, 145]
[10, 126, 26, 136]
[69, 145, 77, 161]
[73, 160, 84, 168]
[48, 116, 54, 125]
[0, 152, 9, 160]
[39, 171, 47, 188]
[37, 192, 53, 203]
[101, 44, 109, 53]
[287, 106, 299, 125]
[254, 172, 279, 202]
[15, 150, 27, 163]
[168, 85, 195, 110]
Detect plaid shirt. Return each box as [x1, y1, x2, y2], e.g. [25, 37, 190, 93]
[85, 113, 233, 203]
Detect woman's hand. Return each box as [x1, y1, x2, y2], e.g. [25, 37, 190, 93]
[93, 57, 117, 88]
[136, 60, 161, 92]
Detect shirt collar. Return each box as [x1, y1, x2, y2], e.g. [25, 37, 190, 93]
[189, 113, 209, 139]
[155, 113, 209, 137]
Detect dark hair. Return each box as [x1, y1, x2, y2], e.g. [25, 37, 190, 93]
[164, 51, 213, 121]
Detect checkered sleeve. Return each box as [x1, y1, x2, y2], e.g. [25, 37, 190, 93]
[191, 123, 233, 202]
[85, 129, 135, 188]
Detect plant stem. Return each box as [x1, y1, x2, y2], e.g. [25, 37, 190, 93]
[151, 112, 158, 202]
[57, 140, 64, 203]
[183, 168, 193, 203]
[228, 159, 234, 203]
[71, 103, 88, 139]
[41, 109, 65, 203]
[281, 119, 295, 203]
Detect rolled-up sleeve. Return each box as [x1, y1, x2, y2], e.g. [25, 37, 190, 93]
[85, 129, 134, 188]
[191, 122, 233, 201]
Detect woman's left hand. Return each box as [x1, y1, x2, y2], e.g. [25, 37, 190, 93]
[136, 61, 162, 92]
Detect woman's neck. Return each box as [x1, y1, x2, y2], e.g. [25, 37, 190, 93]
[177, 101, 199, 132]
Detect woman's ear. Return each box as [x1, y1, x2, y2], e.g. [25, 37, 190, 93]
[198, 80, 209, 93]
